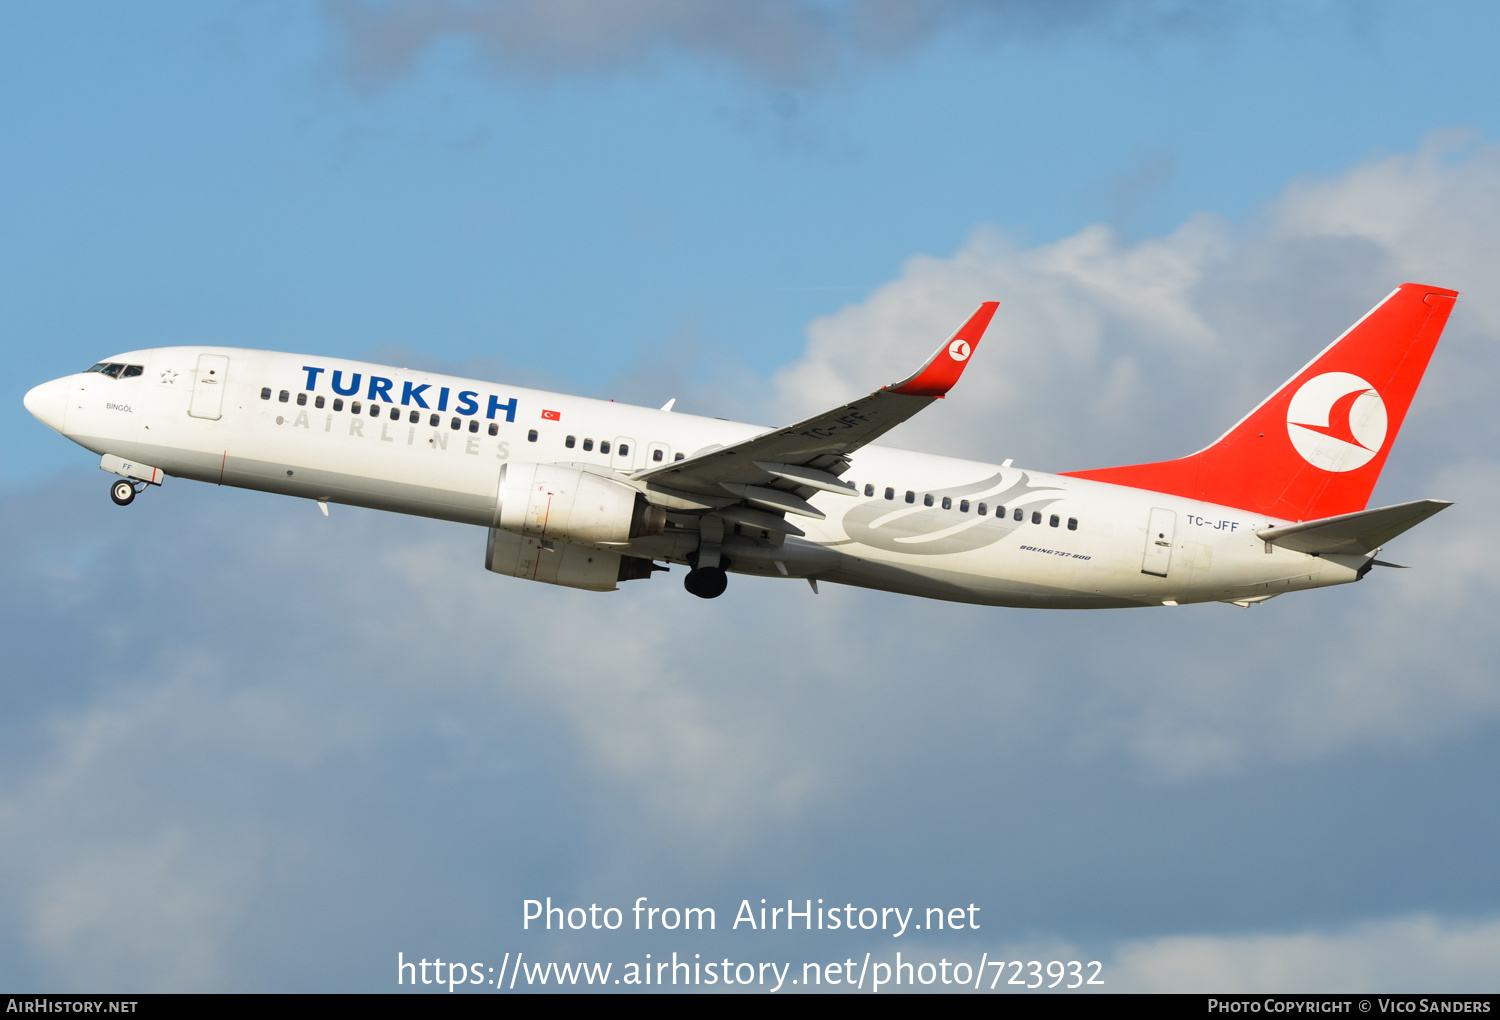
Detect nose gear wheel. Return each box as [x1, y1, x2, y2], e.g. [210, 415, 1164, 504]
[109, 479, 138, 506]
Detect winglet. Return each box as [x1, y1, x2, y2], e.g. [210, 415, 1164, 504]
[887, 302, 999, 397]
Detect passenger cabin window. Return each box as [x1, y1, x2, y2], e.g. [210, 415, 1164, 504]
[369, 403, 380, 417]
[652, 448, 663, 462]
[566, 436, 576, 449]
[1013, 508, 1023, 521]
[352, 401, 362, 414]
[600, 441, 611, 454]
[1067, 518, 1078, 531]
[1032, 511, 1042, 524]
[1049, 514, 1060, 528]
[468, 419, 479, 433]
[389, 406, 400, 420]
[885, 487, 895, 500]
[959, 499, 969, 513]
[618, 444, 628, 457]
[315, 395, 325, 409]
[941, 496, 952, 510]
[582, 439, 594, 452]
[260, 387, 271, 400]
[429, 413, 438, 426]
[905, 491, 915, 504]
[488, 423, 498, 436]
[674, 453, 685, 461]
[527, 430, 538, 442]
[977, 502, 987, 515]
[409, 410, 419, 423]
[278, 390, 289, 402]
[334, 399, 345, 412]
[450, 417, 461, 430]
[864, 484, 874, 497]
[296, 392, 307, 406]
[923, 494, 934, 507]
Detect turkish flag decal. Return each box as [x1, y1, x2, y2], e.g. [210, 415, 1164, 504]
[541, 409, 561, 421]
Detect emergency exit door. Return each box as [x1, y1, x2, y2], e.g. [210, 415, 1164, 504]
[1141, 508, 1176, 578]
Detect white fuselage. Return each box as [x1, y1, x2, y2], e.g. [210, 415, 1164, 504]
[39, 347, 1366, 608]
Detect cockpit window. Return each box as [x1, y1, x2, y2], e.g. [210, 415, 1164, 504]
[84, 362, 142, 379]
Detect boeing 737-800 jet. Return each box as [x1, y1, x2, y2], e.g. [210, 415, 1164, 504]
[23, 283, 1456, 607]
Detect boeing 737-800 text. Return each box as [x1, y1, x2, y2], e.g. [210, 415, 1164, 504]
[23, 284, 1456, 607]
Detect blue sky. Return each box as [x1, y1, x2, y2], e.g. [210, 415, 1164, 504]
[4, 0, 1500, 992]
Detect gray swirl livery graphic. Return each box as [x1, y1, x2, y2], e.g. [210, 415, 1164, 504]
[838, 473, 1066, 555]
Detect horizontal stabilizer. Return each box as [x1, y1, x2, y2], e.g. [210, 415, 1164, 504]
[1257, 498, 1451, 555]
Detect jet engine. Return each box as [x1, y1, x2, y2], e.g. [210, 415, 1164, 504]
[485, 463, 666, 591]
[494, 462, 665, 545]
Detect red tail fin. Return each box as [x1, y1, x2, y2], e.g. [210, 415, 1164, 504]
[1063, 283, 1458, 521]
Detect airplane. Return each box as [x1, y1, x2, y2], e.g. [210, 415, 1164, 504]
[22, 282, 1456, 608]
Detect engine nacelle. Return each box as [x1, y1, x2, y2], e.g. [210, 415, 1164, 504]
[485, 463, 667, 591]
[494, 463, 665, 546]
[485, 527, 626, 591]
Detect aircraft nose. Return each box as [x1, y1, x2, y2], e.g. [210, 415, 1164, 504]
[23, 377, 71, 434]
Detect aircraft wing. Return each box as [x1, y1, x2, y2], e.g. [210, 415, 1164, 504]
[632, 302, 998, 528]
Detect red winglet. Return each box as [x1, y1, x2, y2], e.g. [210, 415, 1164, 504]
[888, 302, 999, 397]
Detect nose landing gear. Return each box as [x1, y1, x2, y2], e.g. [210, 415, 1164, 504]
[109, 479, 140, 506]
[100, 456, 163, 506]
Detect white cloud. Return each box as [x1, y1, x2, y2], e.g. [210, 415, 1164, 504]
[1, 494, 1007, 986]
[775, 133, 1500, 779]
[778, 134, 1500, 464]
[838, 913, 1500, 992]
[1110, 914, 1500, 992]
[0, 667, 271, 989]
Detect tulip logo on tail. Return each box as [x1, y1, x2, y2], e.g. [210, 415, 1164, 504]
[1286, 372, 1388, 472]
[948, 339, 971, 362]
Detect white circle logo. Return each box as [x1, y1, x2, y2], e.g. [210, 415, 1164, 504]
[1285, 372, 1387, 472]
[948, 339, 971, 362]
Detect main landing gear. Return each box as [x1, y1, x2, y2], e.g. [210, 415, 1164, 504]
[109, 479, 141, 506]
[683, 566, 728, 600]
